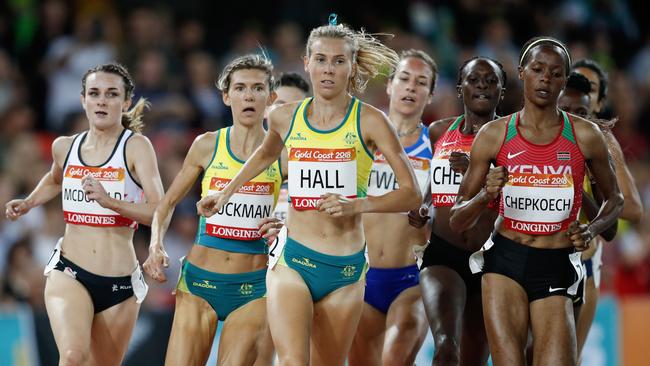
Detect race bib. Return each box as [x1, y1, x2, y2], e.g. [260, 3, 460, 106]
[288, 147, 357, 210]
[368, 153, 429, 197]
[62, 165, 135, 227]
[205, 177, 275, 240]
[502, 171, 574, 234]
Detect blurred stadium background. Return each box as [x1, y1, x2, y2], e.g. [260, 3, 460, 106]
[0, 0, 648, 365]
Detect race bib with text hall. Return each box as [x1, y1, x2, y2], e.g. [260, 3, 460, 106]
[288, 147, 357, 211]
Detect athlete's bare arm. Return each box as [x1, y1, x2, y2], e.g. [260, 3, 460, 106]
[605, 133, 643, 222]
[449, 118, 507, 232]
[408, 118, 455, 227]
[568, 119, 624, 247]
[196, 102, 296, 217]
[356, 104, 421, 213]
[5, 136, 72, 220]
[84, 134, 164, 226]
[144, 133, 215, 282]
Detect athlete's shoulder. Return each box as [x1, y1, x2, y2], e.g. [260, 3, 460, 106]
[358, 100, 389, 124]
[477, 115, 508, 139]
[268, 100, 303, 123]
[428, 117, 456, 142]
[51, 134, 77, 164]
[192, 130, 219, 152]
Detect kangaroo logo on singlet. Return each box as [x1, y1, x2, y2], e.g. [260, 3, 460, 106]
[344, 132, 357, 145]
[292, 257, 317, 268]
[289, 132, 307, 141]
[192, 280, 217, 290]
[341, 265, 357, 278]
[266, 165, 277, 178]
[239, 283, 254, 296]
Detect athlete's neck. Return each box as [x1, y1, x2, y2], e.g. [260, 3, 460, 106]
[461, 109, 497, 135]
[388, 111, 421, 136]
[86, 123, 124, 147]
[520, 103, 562, 130]
[310, 93, 353, 129]
[230, 123, 265, 160]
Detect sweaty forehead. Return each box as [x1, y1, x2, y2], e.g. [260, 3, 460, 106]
[397, 57, 433, 76]
[230, 68, 269, 84]
[310, 37, 354, 56]
[527, 45, 568, 68]
[463, 58, 499, 76]
[85, 72, 124, 89]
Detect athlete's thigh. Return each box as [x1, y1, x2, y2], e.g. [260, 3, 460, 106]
[165, 291, 218, 366]
[383, 285, 428, 364]
[311, 280, 365, 366]
[459, 290, 490, 366]
[419, 266, 466, 336]
[482, 273, 529, 366]
[266, 264, 313, 364]
[44, 271, 94, 361]
[218, 298, 273, 366]
[530, 296, 576, 366]
[348, 302, 386, 366]
[88, 296, 140, 366]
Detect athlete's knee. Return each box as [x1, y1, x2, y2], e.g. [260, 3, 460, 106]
[59, 349, 88, 366]
[277, 352, 309, 366]
[382, 350, 417, 366]
[432, 334, 460, 365]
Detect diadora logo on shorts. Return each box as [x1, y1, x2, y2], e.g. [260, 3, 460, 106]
[239, 283, 254, 296]
[192, 280, 217, 290]
[292, 257, 317, 268]
[344, 132, 357, 145]
[289, 132, 307, 141]
[341, 265, 357, 278]
[211, 162, 228, 170]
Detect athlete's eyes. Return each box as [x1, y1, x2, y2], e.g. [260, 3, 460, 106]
[316, 57, 325, 63]
[254, 86, 265, 92]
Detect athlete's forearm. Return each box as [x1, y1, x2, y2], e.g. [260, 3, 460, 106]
[105, 200, 158, 226]
[150, 199, 175, 249]
[587, 193, 624, 239]
[223, 147, 279, 197]
[25, 172, 62, 208]
[359, 186, 421, 214]
[449, 189, 492, 232]
[582, 190, 617, 241]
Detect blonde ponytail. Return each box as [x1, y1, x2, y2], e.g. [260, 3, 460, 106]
[121, 97, 149, 133]
[306, 24, 399, 93]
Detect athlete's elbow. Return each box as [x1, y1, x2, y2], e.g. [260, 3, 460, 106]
[448, 207, 465, 233]
[622, 199, 643, 224]
[403, 185, 422, 211]
[611, 193, 625, 218]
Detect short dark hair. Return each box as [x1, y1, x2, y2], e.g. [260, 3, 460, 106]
[275, 72, 310, 94]
[572, 58, 608, 102]
[565, 72, 592, 96]
[457, 56, 507, 87]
